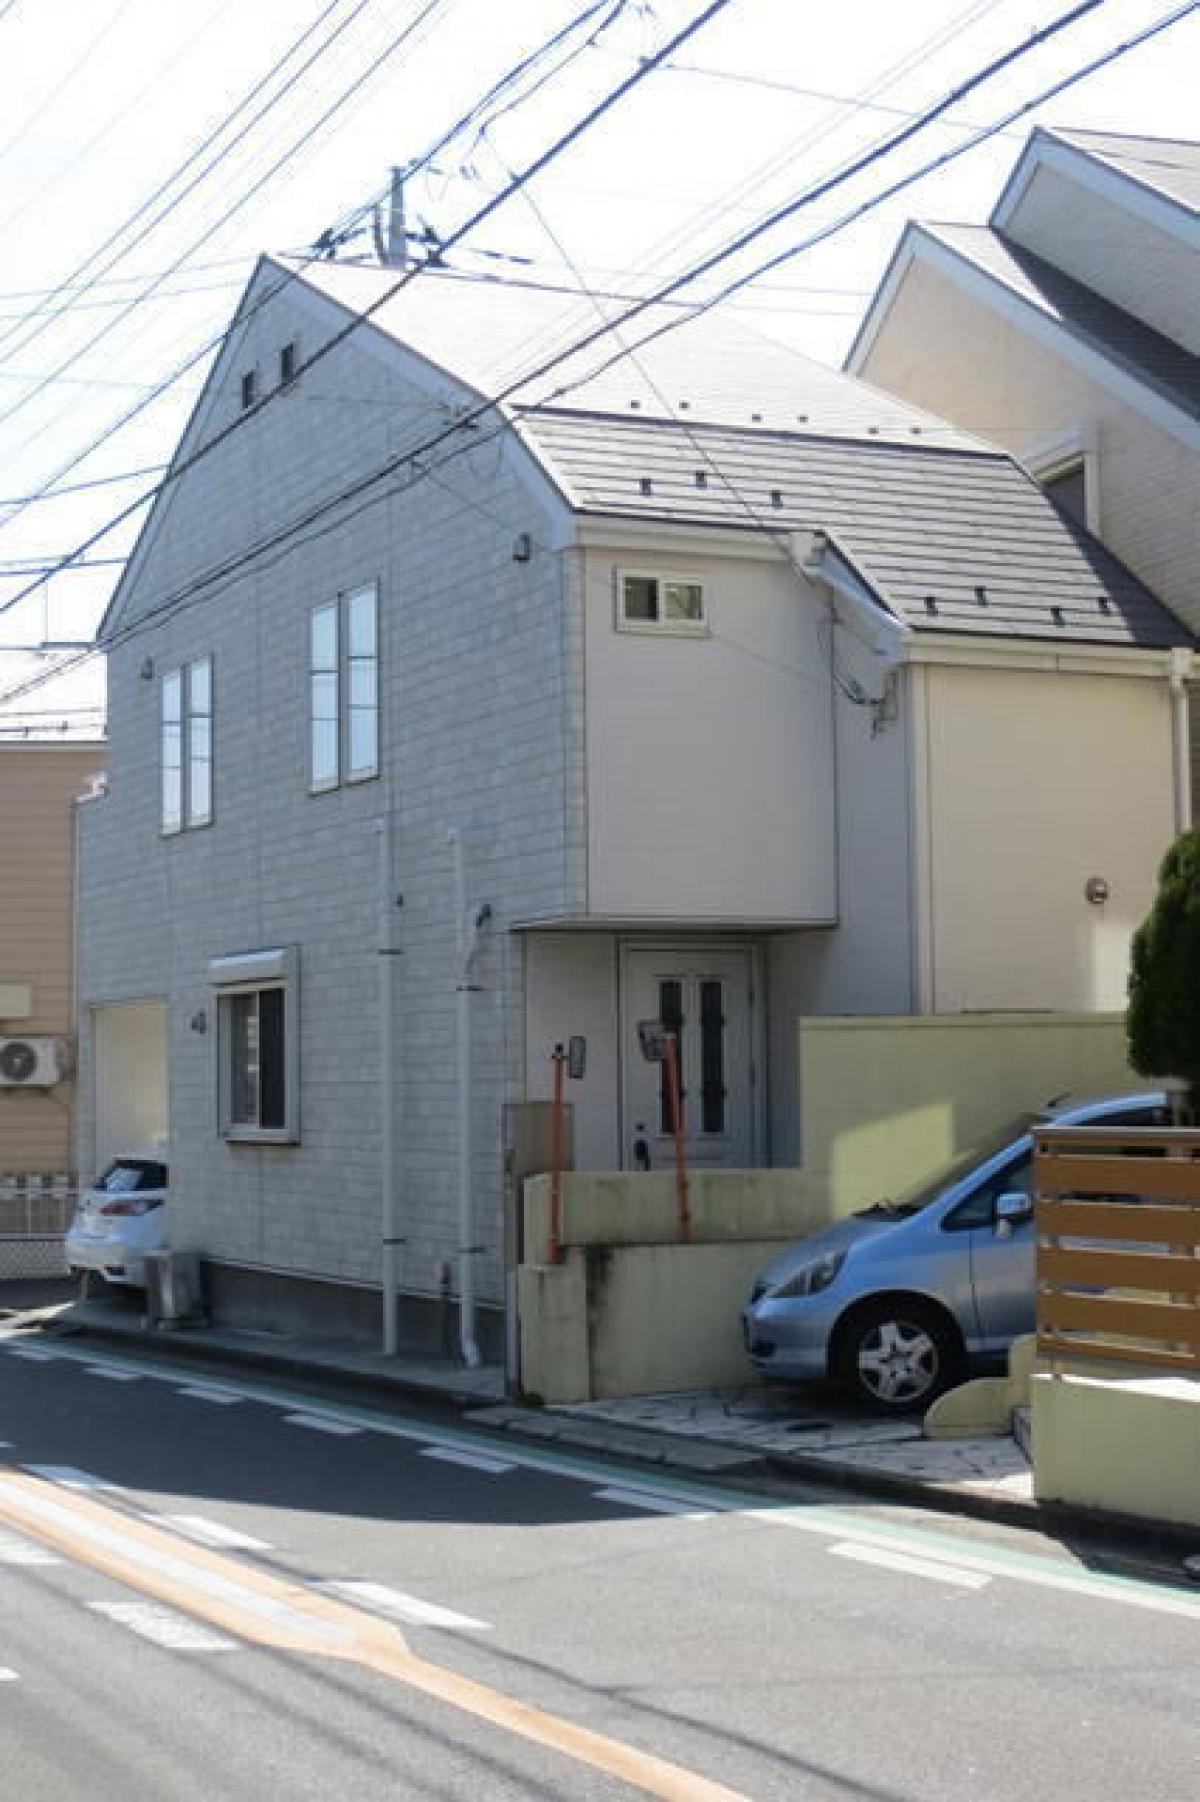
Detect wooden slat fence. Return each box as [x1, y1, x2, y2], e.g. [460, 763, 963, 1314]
[1034, 1126, 1200, 1375]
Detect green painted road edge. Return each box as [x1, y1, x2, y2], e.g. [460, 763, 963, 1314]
[7, 1328, 1200, 1621]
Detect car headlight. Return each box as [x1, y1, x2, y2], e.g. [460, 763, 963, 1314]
[767, 1251, 846, 1300]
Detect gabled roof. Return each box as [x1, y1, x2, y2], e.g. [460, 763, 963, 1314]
[920, 221, 1200, 421]
[1041, 128, 1200, 216]
[519, 408, 1190, 650]
[292, 259, 985, 450]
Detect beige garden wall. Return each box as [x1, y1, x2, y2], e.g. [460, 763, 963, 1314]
[797, 1011, 1138, 1218]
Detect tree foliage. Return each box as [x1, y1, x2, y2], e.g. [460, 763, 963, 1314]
[1127, 829, 1200, 1117]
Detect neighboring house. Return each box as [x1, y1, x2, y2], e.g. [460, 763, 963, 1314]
[0, 657, 105, 1183]
[846, 125, 1200, 810]
[76, 255, 1192, 1352]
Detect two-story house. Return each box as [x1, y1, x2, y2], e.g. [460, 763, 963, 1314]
[847, 125, 1200, 811]
[77, 254, 1191, 1354]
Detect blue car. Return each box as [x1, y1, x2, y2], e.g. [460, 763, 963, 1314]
[742, 1090, 1170, 1413]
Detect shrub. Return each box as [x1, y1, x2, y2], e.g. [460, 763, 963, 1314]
[1127, 829, 1200, 1120]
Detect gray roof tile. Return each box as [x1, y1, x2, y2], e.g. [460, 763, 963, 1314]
[1050, 128, 1200, 214]
[519, 409, 1192, 650]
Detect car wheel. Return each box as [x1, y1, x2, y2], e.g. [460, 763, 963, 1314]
[834, 1299, 964, 1414]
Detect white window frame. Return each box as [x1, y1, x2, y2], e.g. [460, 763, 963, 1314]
[279, 337, 299, 389]
[1022, 424, 1101, 534]
[161, 655, 213, 835]
[208, 947, 299, 1145]
[615, 567, 708, 637]
[309, 582, 379, 793]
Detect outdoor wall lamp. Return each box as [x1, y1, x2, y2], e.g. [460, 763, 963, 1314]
[188, 1009, 208, 1034]
[1084, 876, 1110, 905]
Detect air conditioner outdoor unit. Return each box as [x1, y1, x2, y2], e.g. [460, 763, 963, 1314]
[0, 1036, 70, 1088]
[144, 1251, 204, 1328]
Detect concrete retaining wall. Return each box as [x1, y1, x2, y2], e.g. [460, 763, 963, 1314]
[1032, 1369, 1200, 1530]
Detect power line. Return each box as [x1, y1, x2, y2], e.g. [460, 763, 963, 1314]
[0, 0, 735, 618]
[0, 0, 371, 369]
[1, 0, 1180, 710]
[0, 1, 639, 530]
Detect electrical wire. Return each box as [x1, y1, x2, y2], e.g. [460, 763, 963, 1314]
[0, 0, 735, 606]
[0, 0, 1187, 705]
[0, 0, 646, 529]
[0, 0, 445, 430]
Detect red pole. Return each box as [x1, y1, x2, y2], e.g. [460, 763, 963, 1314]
[663, 1031, 691, 1242]
[548, 1044, 565, 1264]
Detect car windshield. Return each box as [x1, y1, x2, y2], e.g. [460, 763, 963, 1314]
[95, 1159, 167, 1194]
[867, 1115, 1039, 1216]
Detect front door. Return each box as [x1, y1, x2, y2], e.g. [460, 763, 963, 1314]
[621, 947, 757, 1170]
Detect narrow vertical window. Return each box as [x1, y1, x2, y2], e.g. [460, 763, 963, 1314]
[187, 656, 212, 827]
[346, 584, 378, 780]
[279, 340, 298, 387]
[310, 603, 339, 789]
[699, 979, 726, 1135]
[161, 669, 183, 833]
[310, 583, 380, 793]
[240, 369, 257, 410]
[658, 978, 684, 1134]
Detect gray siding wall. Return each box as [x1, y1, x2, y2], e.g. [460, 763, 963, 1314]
[79, 277, 576, 1308]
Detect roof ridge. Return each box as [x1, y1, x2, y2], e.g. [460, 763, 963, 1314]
[520, 403, 1008, 462]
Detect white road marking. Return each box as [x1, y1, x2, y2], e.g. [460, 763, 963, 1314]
[421, 1446, 515, 1475]
[176, 1385, 242, 1405]
[593, 1487, 710, 1519]
[318, 1580, 490, 1631]
[0, 1479, 351, 1648]
[0, 1528, 59, 1566]
[151, 1514, 272, 1553]
[85, 1366, 140, 1382]
[0, 1668, 19, 1682]
[25, 1339, 1200, 1626]
[22, 1465, 121, 1494]
[5, 1346, 55, 1362]
[90, 1601, 239, 1652]
[829, 1541, 992, 1590]
[283, 1413, 361, 1437]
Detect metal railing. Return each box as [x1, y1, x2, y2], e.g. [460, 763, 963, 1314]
[0, 1176, 77, 1281]
[1035, 1126, 1200, 1375]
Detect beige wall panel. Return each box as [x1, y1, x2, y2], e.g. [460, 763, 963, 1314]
[858, 258, 1200, 632]
[923, 666, 1175, 1014]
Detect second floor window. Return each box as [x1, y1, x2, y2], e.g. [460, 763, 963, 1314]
[310, 583, 379, 792]
[162, 656, 213, 833]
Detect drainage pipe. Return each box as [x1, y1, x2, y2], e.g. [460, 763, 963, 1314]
[449, 826, 489, 1369]
[1169, 647, 1193, 835]
[377, 812, 401, 1356]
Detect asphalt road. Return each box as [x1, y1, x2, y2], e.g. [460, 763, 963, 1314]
[0, 1331, 1197, 1801]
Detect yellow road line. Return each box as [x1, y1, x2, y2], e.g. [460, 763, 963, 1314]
[0, 1469, 750, 1802]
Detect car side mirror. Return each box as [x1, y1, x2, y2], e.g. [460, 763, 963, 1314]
[994, 1191, 1034, 1235]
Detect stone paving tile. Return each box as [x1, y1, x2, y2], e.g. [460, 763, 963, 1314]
[551, 1385, 1033, 1502]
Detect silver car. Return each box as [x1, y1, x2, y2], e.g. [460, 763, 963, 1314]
[742, 1090, 1169, 1413]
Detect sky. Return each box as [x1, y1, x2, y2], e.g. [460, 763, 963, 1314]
[0, 0, 1197, 730]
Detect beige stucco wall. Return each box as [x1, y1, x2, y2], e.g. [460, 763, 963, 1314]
[796, 1012, 1138, 1215]
[582, 546, 836, 923]
[1032, 1370, 1200, 1530]
[0, 744, 105, 1172]
[919, 663, 1176, 1014]
[856, 253, 1200, 638]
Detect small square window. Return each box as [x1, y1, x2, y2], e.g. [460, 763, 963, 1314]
[617, 570, 707, 635]
[279, 340, 298, 387]
[240, 369, 258, 410]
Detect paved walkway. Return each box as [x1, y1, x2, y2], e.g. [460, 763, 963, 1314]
[549, 1385, 1033, 1502]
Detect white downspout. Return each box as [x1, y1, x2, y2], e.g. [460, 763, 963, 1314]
[449, 826, 489, 1368]
[1169, 647, 1193, 835]
[377, 812, 401, 1356]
